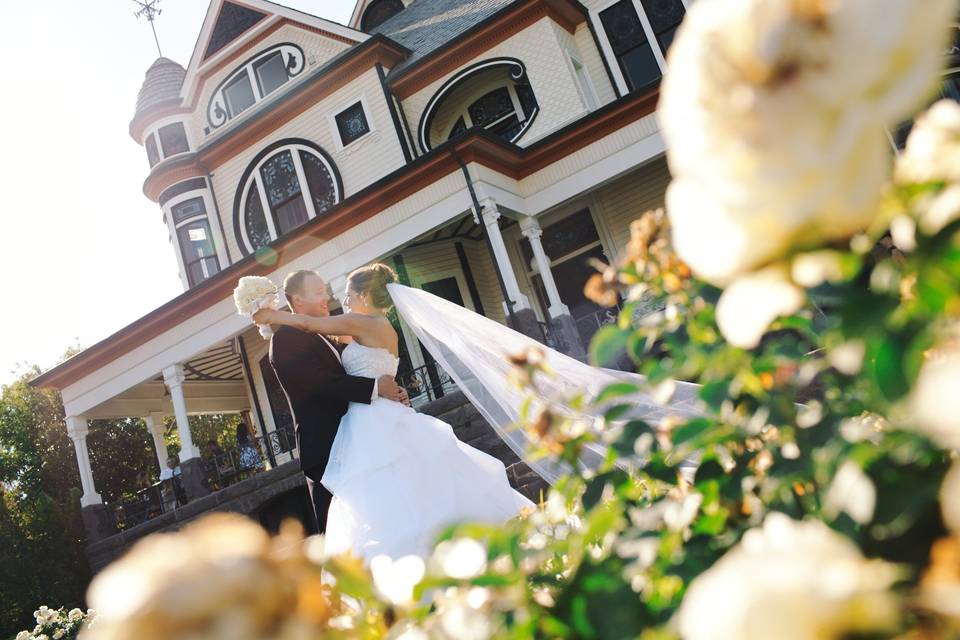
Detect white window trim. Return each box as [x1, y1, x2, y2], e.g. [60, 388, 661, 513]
[143, 116, 194, 163]
[566, 51, 600, 112]
[208, 44, 306, 132]
[238, 144, 341, 253]
[162, 187, 229, 290]
[443, 82, 529, 141]
[589, 0, 688, 95]
[328, 95, 377, 151]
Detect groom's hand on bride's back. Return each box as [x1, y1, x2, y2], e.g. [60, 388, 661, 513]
[378, 375, 410, 406]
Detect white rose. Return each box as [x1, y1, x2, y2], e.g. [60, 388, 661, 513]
[67, 608, 84, 622]
[896, 100, 960, 186]
[677, 513, 900, 640]
[370, 554, 425, 605]
[940, 462, 960, 535]
[715, 266, 804, 348]
[16, 631, 31, 640]
[910, 350, 960, 449]
[52, 630, 64, 640]
[661, 0, 954, 285]
[431, 538, 487, 580]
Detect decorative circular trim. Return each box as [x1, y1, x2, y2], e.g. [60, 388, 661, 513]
[207, 43, 306, 130]
[232, 138, 343, 257]
[417, 57, 538, 152]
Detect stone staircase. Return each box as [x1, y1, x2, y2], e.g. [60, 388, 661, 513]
[418, 391, 550, 503]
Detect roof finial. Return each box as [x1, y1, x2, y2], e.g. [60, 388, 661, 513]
[132, 0, 164, 57]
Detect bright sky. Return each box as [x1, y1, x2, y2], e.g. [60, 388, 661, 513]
[0, 0, 357, 385]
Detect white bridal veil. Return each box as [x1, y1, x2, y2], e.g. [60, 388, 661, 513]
[387, 284, 702, 484]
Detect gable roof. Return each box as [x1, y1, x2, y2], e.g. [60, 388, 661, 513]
[180, 0, 368, 103]
[373, 0, 515, 75]
[203, 2, 269, 60]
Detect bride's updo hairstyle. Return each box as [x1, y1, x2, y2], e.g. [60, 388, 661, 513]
[347, 263, 398, 311]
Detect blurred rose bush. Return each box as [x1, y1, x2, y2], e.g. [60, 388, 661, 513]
[55, 0, 960, 638]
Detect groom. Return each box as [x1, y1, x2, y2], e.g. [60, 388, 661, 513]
[269, 269, 407, 532]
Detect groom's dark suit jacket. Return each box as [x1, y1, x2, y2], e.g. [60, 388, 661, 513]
[268, 325, 376, 474]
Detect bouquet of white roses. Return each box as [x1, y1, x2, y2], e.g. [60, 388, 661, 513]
[15, 605, 94, 640]
[233, 276, 280, 338]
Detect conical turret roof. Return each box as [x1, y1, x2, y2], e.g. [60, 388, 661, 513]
[134, 57, 186, 119]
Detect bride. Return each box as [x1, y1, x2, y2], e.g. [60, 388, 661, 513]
[253, 263, 534, 560]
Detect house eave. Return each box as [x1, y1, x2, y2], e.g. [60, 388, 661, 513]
[31, 86, 659, 391]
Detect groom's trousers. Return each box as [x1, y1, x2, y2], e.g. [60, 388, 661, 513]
[303, 465, 333, 533]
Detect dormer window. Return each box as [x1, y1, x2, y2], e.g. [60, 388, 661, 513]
[207, 44, 305, 131]
[234, 140, 342, 256]
[419, 58, 540, 152]
[361, 0, 405, 31]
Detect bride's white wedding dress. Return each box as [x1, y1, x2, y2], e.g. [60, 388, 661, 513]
[321, 341, 535, 560]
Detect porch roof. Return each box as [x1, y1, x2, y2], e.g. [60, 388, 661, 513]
[31, 88, 659, 392]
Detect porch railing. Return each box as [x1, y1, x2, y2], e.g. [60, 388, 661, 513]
[110, 477, 187, 531]
[537, 321, 570, 353]
[398, 362, 458, 407]
[202, 425, 296, 491]
[108, 425, 296, 531]
[574, 305, 622, 343]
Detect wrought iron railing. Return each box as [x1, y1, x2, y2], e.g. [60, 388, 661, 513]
[574, 305, 622, 343]
[108, 426, 296, 531]
[203, 426, 296, 490]
[537, 321, 570, 353]
[398, 362, 458, 407]
[111, 477, 186, 531]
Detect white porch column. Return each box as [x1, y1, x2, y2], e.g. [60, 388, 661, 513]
[479, 198, 531, 313]
[519, 216, 570, 318]
[162, 364, 200, 460]
[144, 412, 169, 471]
[65, 416, 102, 507]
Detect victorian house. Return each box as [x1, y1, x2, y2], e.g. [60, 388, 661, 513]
[32, 0, 691, 567]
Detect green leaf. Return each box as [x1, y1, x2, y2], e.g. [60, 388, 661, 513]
[590, 325, 631, 367]
[596, 382, 641, 404]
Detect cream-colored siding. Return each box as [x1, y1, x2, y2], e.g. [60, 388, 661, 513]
[401, 17, 599, 152]
[592, 157, 671, 259]
[187, 23, 353, 145]
[572, 22, 617, 105]
[211, 67, 407, 262]
[519, 113, 660, 198]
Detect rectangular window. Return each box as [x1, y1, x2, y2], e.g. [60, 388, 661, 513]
[145, 134, 160, 167]
[171, 196, 206, 224]
[158, 122, 190, 157]
[638, 0, 685, 54]
[224, 73, 256, 118]
[254, 51, 289, 97]
[335, 102, 370, 146]
[600, 0, 662, 92]
[177, 218, 220, 287]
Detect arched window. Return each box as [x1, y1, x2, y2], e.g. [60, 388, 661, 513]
[207, 44, 306, 131]
[361, 0, 405, 31]
[234, 140, 342, 256]
[418, 58, 540, 152]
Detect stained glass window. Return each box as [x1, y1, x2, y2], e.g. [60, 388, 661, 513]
[145, 134, 160, 168]
[238, 144, 340, 254]
[224, 73, 256, 118]
[600, 0, 661, 92]
[468, 87, 514, 127]
[158, 122, 189, 157]
[244, 182, 272, 250]
[254, 51, 289, 97]
[171, 196, 205, 224]
[335, 102, 370, 146]
[301, 151, 337, 214]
